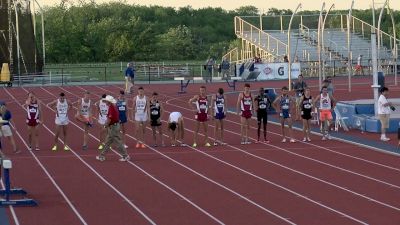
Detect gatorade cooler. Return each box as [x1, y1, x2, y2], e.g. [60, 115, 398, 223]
[0, 63, 11, 82]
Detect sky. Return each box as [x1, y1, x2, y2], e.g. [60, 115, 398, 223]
[38, 0, 400, 11]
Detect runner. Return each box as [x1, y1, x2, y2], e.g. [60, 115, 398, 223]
[125, 62, 135, 94]
[0, 102, 19, 153]
[149, 92, 164, 147]
[48, 93, 72, 151]
[273, 86, 295, 143]
[23, 92, 41, 151]
[116, 90, 128, 148]
[254, 87, 271, 143]
[299, 87, 313, 142]
[168, 112, 185, 147]
[314, 86, 336, 140]
[211, 88, 227, 146]
[132, 87, 148, 148]
[75, 90, 93, 150]
[189, 86, 211, 147]
[236, 83, 253, 145]
[95, 94, 109, 150]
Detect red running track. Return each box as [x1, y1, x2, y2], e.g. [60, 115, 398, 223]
[0, 78, 399, 225]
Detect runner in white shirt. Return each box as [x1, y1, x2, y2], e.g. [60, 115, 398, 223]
[132, 87, 148, 148]
[75, 90, 93, 150]
[95, 94, 109, 150]
[168, 112, 185, 146]
[48, 93, 72, 151]
[378, 87, 394, 141]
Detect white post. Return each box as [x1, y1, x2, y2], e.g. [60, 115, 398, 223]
[372, 0, 380, 117]
[387, 4, 397, 85]
[318, 3, 326, 91]
[347, 1, 354, 92]
[13, 0, 21, 80]
[287, 3, 302, 91]
[321, 4, 335, 81]
[377, 0, 388, 72]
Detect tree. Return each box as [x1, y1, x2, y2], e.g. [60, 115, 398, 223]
[157, 25, 196, 60]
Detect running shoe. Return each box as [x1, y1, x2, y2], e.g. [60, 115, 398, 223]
[290, 139, 296, 143]
[213, 142, 218, 146]
[119, 156, 130, 162]
[240, 141, 246, 145]
[263, 140, 270, 144]
[28, 146, 32, 151]
[245, 141, 251, 145]
[192, 143, 197, 147]
[171, 144, 176, 147]
[64, 146, 70, 151]
[380, 137, 390, 142]
[96, 155, 105, 162]
[82, 145, 88, 151]
[98, 144, 104, 150]
[326, 134, 332, 140]
[124, 144, 128, 149]
[205, 143, 211, 147]
[281, 138, 287, 143]
[307, 137, 311, 142]
[302, 138, 307, 142]
[51, 145, 57, 151]
[35, 147, 40, 151]
[135, 143, 140, 148]
[140, 143, 146, 149]
[322, 136, 327, 141]
[180, 143, 187, 147]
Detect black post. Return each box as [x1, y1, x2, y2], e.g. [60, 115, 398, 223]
[148, 66, 151, 84]
[333, 60, 336, 77]
[61, 68, 64, 86]
[104, 66, 107, 85]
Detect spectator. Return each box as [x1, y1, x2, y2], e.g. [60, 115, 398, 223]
[205, 58, 215, 83]
[378, 87, 394, 142]
[326, 76, 334, 96]
[220, 57, 230, 78]
[254, 55, 262, 63]
[125, 62, 135, 94]
[283, 55, 289, 63]
[355, 55, 364, 75]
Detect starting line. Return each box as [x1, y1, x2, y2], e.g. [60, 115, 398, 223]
[0, 159, 37, 207]
[174, 76, 242, 94]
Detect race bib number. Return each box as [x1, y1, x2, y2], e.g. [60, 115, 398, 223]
[282, 105, 289, 110]
[118, 106, 126, 111]
[304, 104, 312, 109]
[259, 105, 267, 109]
[151, 110, 159, 115]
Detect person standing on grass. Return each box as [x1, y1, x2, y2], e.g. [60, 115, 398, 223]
[96, 95, 130, 162]
[48, 93, 72, 151]
[132, 87, 148, 148]
[168, 112, 185, 147]
[314, 86, 336, 140]
[75, 90, 93, 150]
[299, 87, 313, 142]
[149, 92, 164, 147]
[95, 94, 109, 150]
[378, 87, 394, 142]
[273, 86, 295, 143]
[237, 83, 253, 145]
[254, 87, 271, 143]
[211, 88, 227, 146]
[125, 62, 135, 94]
[0, 102, 20, 153]
[116, 90, 128, 149]
[23, 92, 41, 151]
[189, 86, 211, 147]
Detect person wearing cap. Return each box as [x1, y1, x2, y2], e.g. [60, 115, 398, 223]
[95, 94, 109, 150]
[96, 95, 130, 162]
[125, 62, 135, 94]
[292, 74, 308, 120]
[0, 102, 19, 154]
[75, 90, 93, 150]
[167, 112, 185, 147]
[48, 93, 72, 151]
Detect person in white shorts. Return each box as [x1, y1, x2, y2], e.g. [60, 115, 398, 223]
[0, 102, 19, 154]
[132, 87, 148, 148]
[168, 112, 185, 146]
[95, 94, 109, 150]
[48, 93, 72, 151]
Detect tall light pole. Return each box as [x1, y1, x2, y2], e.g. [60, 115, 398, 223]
[34, 0, 45, 68]
[317, 2, 326, 91]
[377, 0, 388, 72]
[13, 0, 21, 84]
[371, 0, 379, 117]
[347, 0, 354, 92]
[287, 3, 302, 91]
[321, 3, 335, 81]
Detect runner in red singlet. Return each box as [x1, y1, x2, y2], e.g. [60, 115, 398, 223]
[236, 83, 253, 145]
[189, 86, 210, 147]
[23, 92, 41, 151]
